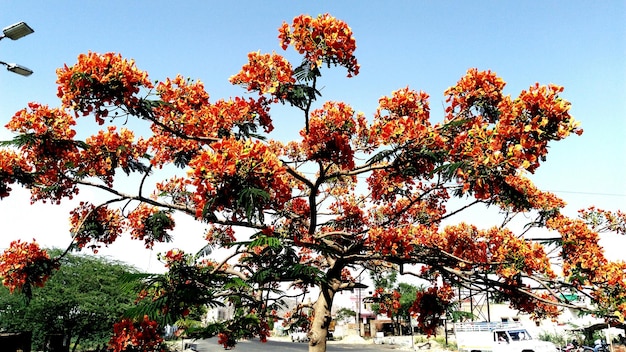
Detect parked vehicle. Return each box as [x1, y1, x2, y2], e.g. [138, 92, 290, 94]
[290, 328, 308, 342]
[582, 339, 609, 352]
[454, 322, 557, 352]
[559, 340, 583, 352]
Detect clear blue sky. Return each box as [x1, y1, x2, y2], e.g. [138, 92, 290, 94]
[0, 1, 624, 268]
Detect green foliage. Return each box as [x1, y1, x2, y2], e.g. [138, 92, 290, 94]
[447, 309, 474, 322]
[334, 307, 356, 324]
[397, 282, 423, 318]
[237, 187, 270, 223]
[414, 335, 457, 350]
[132, 265, 227, 326]
[0, 249, 141, 351]
[369, 268, 398, 291]
[537, 330, 569, 347]
[144, 210, 175, 243]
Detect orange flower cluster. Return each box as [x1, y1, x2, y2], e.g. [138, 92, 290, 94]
[579, 207, 626, 234]
[188, 137, 290, 219]
[444, 69, 582, 205]
[329, 198, 366, 232]
[547, 214, 607, 285]
[56, 52, 152, 124]
[301, 101, 357, 170]
[109, 315, 164, 352]
[445, 68, 506, 122]
[372, 88, 434, 146]
[374, 288, 402, 318]
[427, 223, 554, 280]
[69, 202, 124, 252]
[0, 240, 58, 294]
[0, 149, 32, 198]
[545, 212, 626, 317]
[70, 201, 177, 253]
[229, 51, 296, 96]
[366, 226, 422, 257]
[217, 332, 237, 349]
[126, 204, 175, 249]
[204, 225, 236, 246]
[6, 103, 81, 202]
[80, 126, 146, 186]
[289, 197, 311, 217]
[591, 261, 626, 317]
[366, 88, 447, 203]
[7, 102, 77, 139]
[156, 75, 209, 111]
[499, 174, 566, 212]
[151, 75, 211, 145]
[146, 75, 273, 165]
[279, 14, 359, 77]
[154, 76, 272, 138]
[500, 83, 581, 173]
[427, 223, 488, 265]
[367, 183, 448, 232]
[161, 249, 186, 268]
[144, 76, 212, 166]
[506, 291, 560, 321]
[485, 227, 555, 279]
[203, 96, 272, 134]
[367, 169, 416, 203]
[155, 177, 192, 206]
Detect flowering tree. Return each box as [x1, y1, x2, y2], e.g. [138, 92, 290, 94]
[1, 13, 625, 352]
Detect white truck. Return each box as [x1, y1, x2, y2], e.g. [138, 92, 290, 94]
[454, 322, 557, 352]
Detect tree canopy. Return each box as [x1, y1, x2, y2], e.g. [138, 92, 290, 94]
[0, 249, 140, 352]
[0, 12, 625, 352]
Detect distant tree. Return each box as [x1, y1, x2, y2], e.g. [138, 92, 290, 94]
[334, 307, 356, 325]
[0, 249, 140, 352]
[370, 267, 398, 293]
[369, 269, 423, 336]
[397, 283, 422, 324]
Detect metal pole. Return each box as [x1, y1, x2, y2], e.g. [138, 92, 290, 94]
[486, 290, 491, 322]
[357, 277, 361, 336]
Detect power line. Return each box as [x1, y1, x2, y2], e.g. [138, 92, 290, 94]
[547, 189, 626, 197]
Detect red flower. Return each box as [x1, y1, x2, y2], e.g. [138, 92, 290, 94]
[109, 315, 164, 352]
[279, 14, 359, 77]
[56, 52, 152, 124]
[230, 51, 295, 96]
[0, 240, 58, 294]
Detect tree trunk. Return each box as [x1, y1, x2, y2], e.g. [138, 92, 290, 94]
[307, 283, 335, 352]
[71, 332, 82, 352]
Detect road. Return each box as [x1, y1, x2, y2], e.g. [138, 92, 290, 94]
[189, 337, 414, 352]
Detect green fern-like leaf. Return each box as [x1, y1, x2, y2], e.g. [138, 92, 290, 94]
[294, 59, 321, 82]
[367, 148, 397, 164]
[430, 161, 467, 180]
[237, 187, 269, 222]
[145, 211, 175, 243]
[248, 235, 281, 249]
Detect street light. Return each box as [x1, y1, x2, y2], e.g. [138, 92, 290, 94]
[1, 22, 34, 41]
[0, 21, 34, 76]
[0, 61, 33, 76]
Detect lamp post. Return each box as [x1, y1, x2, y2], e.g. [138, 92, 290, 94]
[0, 21, 34, 76]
